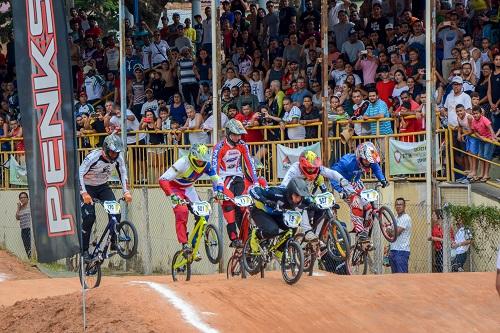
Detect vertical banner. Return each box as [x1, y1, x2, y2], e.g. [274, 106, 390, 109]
[276, 143, 321, 179]
[12, 0, 81, 262]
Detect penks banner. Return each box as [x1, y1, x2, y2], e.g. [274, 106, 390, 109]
[12, 0, 81, 262]
[389, 138, 441, 175]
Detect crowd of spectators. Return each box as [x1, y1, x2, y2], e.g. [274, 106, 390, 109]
[0, 0, 499, 175]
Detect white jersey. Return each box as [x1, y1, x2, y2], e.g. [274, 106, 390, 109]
[79, 149, 128, 193]
[281, 162, 345, 192]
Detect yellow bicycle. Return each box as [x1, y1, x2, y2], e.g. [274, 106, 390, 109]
[171, 198, 222, 282]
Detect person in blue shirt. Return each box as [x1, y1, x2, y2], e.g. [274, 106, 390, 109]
[330, 142, 389, 242]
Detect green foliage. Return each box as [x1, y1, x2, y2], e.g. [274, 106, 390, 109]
[0, 0, 12, 43]
[74, 0, 119, 32]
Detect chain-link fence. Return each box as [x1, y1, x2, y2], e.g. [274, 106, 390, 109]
[1, 186, 498, 278]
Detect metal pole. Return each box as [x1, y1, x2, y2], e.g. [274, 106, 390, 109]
[119, 0, 129, 222]
[134, 0, 140, 26]
[192, 0, 202, 22]
[211, 0, 219, 145]
[320, 0, 329, 166]
[425, 0, 435, 273]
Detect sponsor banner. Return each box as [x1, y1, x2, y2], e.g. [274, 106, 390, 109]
[8, 155, 28, 186]
[13, 0, 80, 262]
[276, 143, 321, 179]
[389, 138, 441, 175]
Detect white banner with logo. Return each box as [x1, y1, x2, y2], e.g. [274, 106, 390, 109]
[276, 142, 321, 179]
[389, 139, 441, 175]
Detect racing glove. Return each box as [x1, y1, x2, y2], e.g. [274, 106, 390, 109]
[170, 194, 181, 205]
[215, 191, 226, 201]
[381, 180, 390, 188]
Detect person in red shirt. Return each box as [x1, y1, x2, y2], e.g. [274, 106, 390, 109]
[235, 103, 263, 143]
[375, 65, 395, 108]
[428, 209, 455, 273]
[393, 90, 423, 142]
[85, 17, 103, 39]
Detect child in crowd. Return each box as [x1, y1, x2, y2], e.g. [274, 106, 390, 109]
[456, 104, 476, 179]
[470, 106, 497, 182]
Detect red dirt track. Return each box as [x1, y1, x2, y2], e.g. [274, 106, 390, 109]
[0, 251, 499, 333]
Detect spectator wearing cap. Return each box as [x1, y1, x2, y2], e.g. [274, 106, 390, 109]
[75, 91, 95, 118]
[233, 10, 250, 32]
[443, 76, 472, 128]
[174, 24, 193, 52]
[332, 10, 355, 52]
[263, 1, 280, 40]
[364, 88, 393, 135]
[355, 45, 379, 85]
[81, 65, 105, 105]
[150, 30, 170, 67]
[385, 23, 398, 54]
[365, 3, 389, 44]
[342, 29, 365, 64]
[221, 1, 235, 26]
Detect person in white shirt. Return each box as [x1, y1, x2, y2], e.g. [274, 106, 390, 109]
[149, 32, 170, 67]
[141, 88, 159, 117]
[443, 76, 472, 127]
[389, 197, 412, 273]
[451, 221, 472, 272]
[280, 97, 305, 140]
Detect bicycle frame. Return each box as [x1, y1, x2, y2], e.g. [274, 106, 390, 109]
[264, 229, 294, 260]
[89, 206, 120, 262]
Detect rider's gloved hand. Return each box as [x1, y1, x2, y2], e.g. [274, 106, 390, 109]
[170, 194, 181, 205]
[381, 180, 390, 188]
[124, 192, 132, 203]
[264, 200, 277, 209]
[215, 191, 226, 201]
[81, 192, 93, 204]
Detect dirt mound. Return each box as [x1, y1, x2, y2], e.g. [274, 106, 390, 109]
[0, 272, 499, 332]
[0, 250, 44, 281]
[0, 281, 194, 333]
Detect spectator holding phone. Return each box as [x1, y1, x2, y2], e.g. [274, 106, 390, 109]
[15, 192, 32, 259]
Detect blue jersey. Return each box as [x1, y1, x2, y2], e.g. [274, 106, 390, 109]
[330, 154, 385, 193]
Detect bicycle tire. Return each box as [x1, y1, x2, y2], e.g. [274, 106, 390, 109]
[347, 245, 368, 275]
[204, 224, 223, 264]
[172, 250, 191, 282]
[242, 238, 261, 275]
[378, 206, 399, 243]
[327, 220, 351, 261]
[304, 245, 316, 276]
[226, 254, 246, 279]
[79, 257, 101, 289]
[281, 240, 304, 285]
[116, 220, 138, 259]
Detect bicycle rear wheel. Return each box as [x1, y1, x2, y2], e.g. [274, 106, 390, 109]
[281, 240, 304, 285]
[116, 220, 138, 259]
[347, 244, 368, 275]
[326, 220, 351, 261]
[204, 224, 222, 264]
[171, 250, 191, 282]
[79, 257, 101, 289]
[378, 206, 398, 243]
[295, 233, 316, 276]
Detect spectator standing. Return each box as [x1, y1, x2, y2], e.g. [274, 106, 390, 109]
[389, 198, 412, 273]
[236, 82, 260, 111]
[181, 105, 208, 145]
[74, 91, 95, 117]
[355, 46, 378, 85]
[300, 96, 320, 138]
[428, 209, 454, 273]
[177, 47, 199, 107]
[169, 93, 188, 126]
[470, 106, 497, 182]
[342, 29, 365, 64]
[150, 30, 170, 67]
[290, 77, 312, 106]
[281, 97, 305, 140]
[127, 66, 147, 121]
[81, 66, 105, 106]
[141, 88, 159, 118]
[15, 192, 32, 259]
[174, 24, 193, 52]
[443, 76, 472, 128]
[451, 220, 472, 272]
[364, 89, 393, 135]
[263, 1, 280, 40]
[332, 10, 355, 51]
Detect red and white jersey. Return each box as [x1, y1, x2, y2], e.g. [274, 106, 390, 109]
[212, 138, 257, 185]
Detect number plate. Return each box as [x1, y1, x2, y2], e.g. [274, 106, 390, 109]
[314, 192, 335, 209]
[103, 201, 121, 215]
[283, 210, 302, 228]
[360, 189, 379, 202]
[234, 195, 254, 207]
[192, 201, 212, 217]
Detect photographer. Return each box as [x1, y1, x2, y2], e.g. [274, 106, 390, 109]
[84, 105, 107, 147]
[355, 46, 379, 86]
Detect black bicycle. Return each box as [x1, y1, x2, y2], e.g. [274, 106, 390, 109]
[79, 198, 138, 289]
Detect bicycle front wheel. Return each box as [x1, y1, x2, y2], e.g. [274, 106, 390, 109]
[378, 206, 398, 243]
[116, 220, 138, 259]
[79, 257, 101, 289]
[242, 238, 262, 276]
[204, 224, 222, 264]
[171, 250, 191, 282]
[281, 240, 304, 285]
[347, 244, 368, 275]
[295, 233, 315, 277]
[226, 252, 246, 279]
[327, 220, 351, 261]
